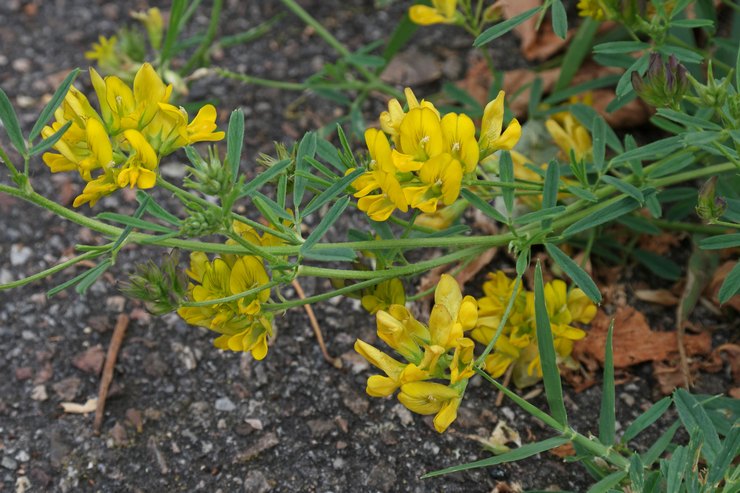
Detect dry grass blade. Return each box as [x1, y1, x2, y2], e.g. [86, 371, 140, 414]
[94, 313, 129, 434]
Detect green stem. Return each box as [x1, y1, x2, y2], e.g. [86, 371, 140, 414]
[0, 249, 104, 290]
[181, 0, 223, 74]
[474, 275, 523, 365]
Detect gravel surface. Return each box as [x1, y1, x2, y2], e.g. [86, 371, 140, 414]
[0, 1, 736, 492]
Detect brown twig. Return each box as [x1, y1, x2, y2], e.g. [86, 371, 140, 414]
[495, 365, 514, 407]
[291, 279, 342, 368]
[94, 313, 130, 434]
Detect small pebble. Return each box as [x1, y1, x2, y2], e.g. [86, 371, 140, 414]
[1, 456, 17, 470]
[15, 450, 29, 462]
[31, 385, 48, 401]
[10, 244, 32, 266]
[215, 397, 236, 412]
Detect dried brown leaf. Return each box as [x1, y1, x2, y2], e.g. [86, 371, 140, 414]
[634, 289, 679, 306]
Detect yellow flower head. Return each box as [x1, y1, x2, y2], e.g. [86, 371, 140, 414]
[177, 251, 273, 359]
[85, 35, 120, 66]
[361, 278, 406, 314]
[577, 0, 607, 20]
[398, 381, 462, 432]
[409, 0, 459, 26]
[379, 88, 439, 145]
[354, 339, 409, 397]
[131, 7, 164, 50]
[545, 112, 592, 162]
[479, 91, 522, 158]
[441, 113, 479, 173]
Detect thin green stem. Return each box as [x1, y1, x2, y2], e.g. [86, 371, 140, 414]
[181, 0, 222, 74]
[0, 249, 104, 290]
[180, 280, 281, 307]
[474, 276, 522, 365]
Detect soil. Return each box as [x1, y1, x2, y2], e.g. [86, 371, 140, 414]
[0, 1, 737, 493]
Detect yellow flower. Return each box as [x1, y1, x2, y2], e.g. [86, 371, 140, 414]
[91, 63, 172, 134]
[177, 251, 273, 359]
[380, 88, 439, 145]
[577, 0, 607, 20]
[398, 382, 461, 432]
[409, 0, 459, 26]
[393, 107, 445, 171]
[441, 113, 479, 173]
[361, 278, 406, 314]
[428, 274, 477, 349]
[72, 174, 119, 208]
[85, 35, 119, 66]
[402, 154, 462, 212]
[545, 112, 592, 162]
[376, 309, 424, 363]
[117, 129, 158, 189]
[478, 91, 522, 158]
[131, 7, 164, 50]
[354, 339, 409, 397]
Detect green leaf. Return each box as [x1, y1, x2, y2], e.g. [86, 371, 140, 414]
[293, 132, 318, 210]
[516, 248, 530, 277]
[161, 0, 187, 63]
[252, 192, 293, 223]
[601, 176, 644, 204]
[611, 136, 683, 164]
[96, 213, 175, 233]
[300, 196, 349, 253]
[615, 214, 659, 235]
[598, 320, 616, 445]
[75, 259, 112, 294]
[665, 445, 688, 492]
[616, 54, 649, 97]
[551, 0, 568, 39]
[316, 138, 346, 172]
[474, 7, 540, 47]
[500, 151, 514, 215]
[226, 108, 245, 182]
[569, 104, 623, 153]
[534, 261, 568, 426]
[461, 189, 507, 223]
[586, 470, 628, 493]
[136, 191, 181, 226]
[641, 420, 680, 465]
[27, 120, 72, 156]
[29, 68, 80, 141]
[542, 160, 560, 210]
[718, 261, 740, 305]
[565, 185, 598, 202]
[591, 116, 607, 172]
[47, 259, 112, 297]
[381, 13, 418, 64]
[674, 388, 721, 462]
[422, 436, 570, 478]
[0, 87, 26, 155]
[545, 244, 601, 303]
[645, 192, 662, 218]
[658, 44, 703, 64]
[303, 168, 363, 217]
[671, 18, 714, 28]
[345, 53, 386, 68]
[563, 197, 640, 237]
[238, 158, 291, 197]
[513, 206, 565, 226]
[553, 18, 599, 92]
[655, 108, 722, 130]
[707, 424, 739, 486]
[647, 153, 695, 179]
[628, 454, 645, 493]
[592, 40, 650, 54]
[699, 233, 740, 250]
[633, 249, 682, 281]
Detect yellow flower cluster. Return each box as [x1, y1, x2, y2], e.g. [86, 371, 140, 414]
[351, 89, 521, 221]
[354, 275, 478, 432]
[577, 0, 608, 20]
[177, 224, 273, 359]
[409, 0, 459, 25]
[472, 272, 596, 388]
[42, 63, 224, 207]
[545, 111, 593, 163]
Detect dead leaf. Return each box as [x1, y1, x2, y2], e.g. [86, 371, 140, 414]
[500, 0, 570, 61]
[653, 361, 694, 395]
[638, 231, 682, 255]
[380, 48, 442, 86]
[634, 289, 679, 306]
[471, 421, 522, 454]
[549, 442, 576, 458]
[458, 60, 650, 128]
[60, 398, 98, 414]
[707, 261, 740, 311]
[730, 387, 740, 399]
[72, 345, 105, 375]
[573, 307, 712, 368]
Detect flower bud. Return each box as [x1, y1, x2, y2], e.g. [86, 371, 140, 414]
[696, 176, 727, 223]
[122, 250, 188, 315]
[632, 53, 688, 108]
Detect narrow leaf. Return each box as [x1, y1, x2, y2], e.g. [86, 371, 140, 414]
[302, 247, 356, 262]
[303, 168, 364, 217]
[300, 196, 349, 253]
[474, 7, 540, 47]
[513, 206, 565, 226]
[293, 131, 318, 209]
[633, 249, 682, 281]
[534, 261, 568, 426]
[226, 108, 245, 182]
[461, 189, 508, 224]
[674, 388, 721, 462]
[28, 120, 72, 156]
[0, 87, 26, 155]
[601, 176, 645, 204]
[551, 0, 568, 39]
[239, 158, 291, 197]
[718, 261, 740, 305]
[545, 244, 601, 303]
[96, 213, 175, 233]
[598, 320, 616, 445]
[29, 68, 80, 141]
[500, 151, 514, 215]
[563, 197, 640, 237]
[592, 116, 607, 172]
[587, 471, 628, 493]
[422, 436, 570, 478]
